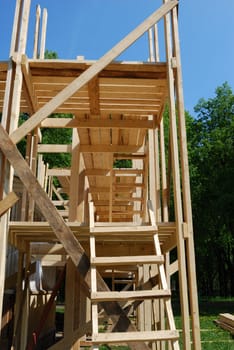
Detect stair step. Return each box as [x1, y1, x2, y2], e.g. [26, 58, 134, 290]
[92, 330, 179, 344]
[91, 255, 164, 266]
[91, 289, 171, 302]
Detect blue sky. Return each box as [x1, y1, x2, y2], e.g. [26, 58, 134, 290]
[1, 0, 233, 115]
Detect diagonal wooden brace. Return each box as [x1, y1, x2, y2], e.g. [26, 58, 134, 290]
[0, 191, 19, 217]
[0, 124, 150, 350]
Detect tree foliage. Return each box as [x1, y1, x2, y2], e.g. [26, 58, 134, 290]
[188, 82, 234, 296]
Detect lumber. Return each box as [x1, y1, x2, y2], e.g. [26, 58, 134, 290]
[33, 5, 41, 59]
[37, 144, 142, 154]
[39, 8, 47, 59]
[91, 255, 164, 266]
[0, 124, 149, 350]
[40, 118, 155, 129]
[218, 313, 234, 328]
[10, 0, 178, 144]
[214, 313, 234, 334]
[0, 192, 19, 216]
[164, 1, 191, 348]
[92, 330, 179, 344]
[91, 289, 171, 302]
[171, 6, 202, 350]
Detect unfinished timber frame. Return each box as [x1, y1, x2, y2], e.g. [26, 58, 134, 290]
[0, 1, 201, 349]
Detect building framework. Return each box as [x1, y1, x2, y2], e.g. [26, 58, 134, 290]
[0, 1, 201, 349]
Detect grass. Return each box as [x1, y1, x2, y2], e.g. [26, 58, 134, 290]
[173, 298, 234, 350]
[198, 299, 234, 350]
[56, 299, 234, 349]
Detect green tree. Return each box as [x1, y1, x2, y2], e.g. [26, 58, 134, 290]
[189, 82, 234, 296]
[41, 113, 72, 168]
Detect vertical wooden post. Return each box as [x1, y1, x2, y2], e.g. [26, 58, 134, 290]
[171, 7, 201, 350]
[28, 133, 39, 221]
[109, 168, 113, 223]
[0, 0, 31, 335]
[148, 118, 157, 213]
[137, 265, 144, 331]
[154, 24, 160, 62]
[39, 8, 48, 59]
[148, 28, 155, 62]
[11, 251, 24, 348]
[163, 2, 191, 349]
[148, 23, 164, 350]
[69, 129, 81, 222]
[64, 259, 81, 349]
[33, 5, 41, 59]
[20, 246, 30, 350]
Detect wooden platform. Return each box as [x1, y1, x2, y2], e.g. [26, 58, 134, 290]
[8, 221, 177, 253]
[0, 59, 168, 116]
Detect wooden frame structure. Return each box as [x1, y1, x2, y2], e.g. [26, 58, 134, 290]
[0, 1, 201, 349]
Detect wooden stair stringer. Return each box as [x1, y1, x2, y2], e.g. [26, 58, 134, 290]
[89, 200, 180, 349]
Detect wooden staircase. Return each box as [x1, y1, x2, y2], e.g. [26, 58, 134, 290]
[89, 201, 180, 349]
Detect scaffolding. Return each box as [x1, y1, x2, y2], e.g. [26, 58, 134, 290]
[0, 1, 201, 349]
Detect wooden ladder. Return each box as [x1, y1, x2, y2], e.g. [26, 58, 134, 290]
[89, 201, 180, 349]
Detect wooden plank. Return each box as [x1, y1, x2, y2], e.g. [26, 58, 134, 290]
[37, 144, 142, 154]
[88, 76, 100, 114]
[89, 203, 99, 335]
[164, 1, 191, 349]
[33, 5, 41, 58]
[21, 54, 39, 111]
[47, 168, 71, 176]
[91, 225, 157, 233]
[10, 0, 178, 144]
[91, 255, 164, 266]
[92, 330, 179, 343]
[37, 144, 72, 153]
[0, 191, 19, 216]
[0, 125, 150, 350]
[218, 313, 234, 328]
[91, 290, 170, 302]
[214, 319, 234, 335]
[39, 8, 47, 59]
[68, 129, 80, 221]
[171, 7, 201, 350]
[40, 118, 154, 129]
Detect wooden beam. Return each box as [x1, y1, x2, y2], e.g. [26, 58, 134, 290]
[21, 54, 39, 111]
[37, 144, 142, 154]
[0, 124, 149, 350]
[47, 168, 71, 176]
[88, 76, 100, 114]
[40, 118, 154, 129]
[0, 191, 19, 216]
[10, 0, 178, 144]
[171, 7, 201, 350]
[33, 5, 41, 59]
[39, 8, 47, 59]
[68, 129, 81, 221]
[164, 1, 191, 348]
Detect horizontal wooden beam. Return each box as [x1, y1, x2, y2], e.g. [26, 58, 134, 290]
[38, 144, 143, 153]
[47, 168, 71, 176]
[40, 118, 155, 129]
[0, 192, 19, 217]
[92, 330, 179, 343]
[10, 0, 177, 144]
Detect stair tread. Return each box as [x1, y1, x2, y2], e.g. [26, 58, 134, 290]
[91, 289, 171, 301]
[92, 330, 179, 343]
[91, 255, 164, 266]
